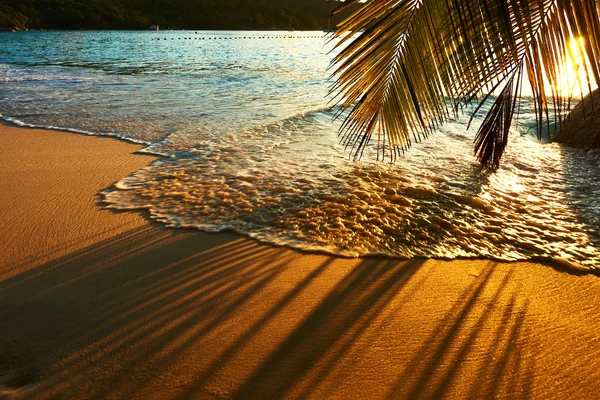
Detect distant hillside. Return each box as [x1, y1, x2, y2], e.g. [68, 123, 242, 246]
[0, 0, 357, 30]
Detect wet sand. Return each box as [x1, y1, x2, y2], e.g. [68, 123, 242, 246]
[1, 123, 599, 399]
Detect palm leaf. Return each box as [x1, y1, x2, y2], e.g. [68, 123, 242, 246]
[330, 0, 600, 166]
[474, 65, 523, 167]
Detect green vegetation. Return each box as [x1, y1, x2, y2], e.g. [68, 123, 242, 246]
[0, 0, 352, 30]
[331, 0, 600, 167]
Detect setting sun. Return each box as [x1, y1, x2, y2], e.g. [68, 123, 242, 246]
[555, 36, 596, 98]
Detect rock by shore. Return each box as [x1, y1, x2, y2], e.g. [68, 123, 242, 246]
[554, 88, 600, 149]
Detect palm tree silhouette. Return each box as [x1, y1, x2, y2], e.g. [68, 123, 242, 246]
[329, 0, 600, 167]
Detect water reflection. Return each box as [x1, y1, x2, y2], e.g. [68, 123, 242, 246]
[105, 112, 600, 268]
[559, 146, 600, 250]
[1, 31, 598, 269]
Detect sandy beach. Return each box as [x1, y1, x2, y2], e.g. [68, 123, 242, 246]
[1, 122, 599, 399]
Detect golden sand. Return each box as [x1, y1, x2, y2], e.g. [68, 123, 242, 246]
[0, 123, 599, 399]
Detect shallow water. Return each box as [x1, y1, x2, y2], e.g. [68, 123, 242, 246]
[1, 31, 599, 269]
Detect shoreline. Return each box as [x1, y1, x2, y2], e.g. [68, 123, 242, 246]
[1, 123, 600, 398]
[0, 116, 158, 153]
[3, 118, 589, 274]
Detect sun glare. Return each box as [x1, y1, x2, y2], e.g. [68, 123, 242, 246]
[554, 36, 596, 98]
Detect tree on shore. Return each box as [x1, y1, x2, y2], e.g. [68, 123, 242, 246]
[0, 0, 355, 30]
[330, 0, 600, 167]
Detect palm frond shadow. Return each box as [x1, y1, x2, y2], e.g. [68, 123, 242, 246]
[384, 265, 533, 399]
[2, 113, 596, 397]
[0, 226, 550, 399]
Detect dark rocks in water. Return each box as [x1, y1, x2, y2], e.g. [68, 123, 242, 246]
[554, 88, 600, 149]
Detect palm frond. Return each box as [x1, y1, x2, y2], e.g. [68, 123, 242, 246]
[330, 0, 600, 166]
[474, 65, 523, 167]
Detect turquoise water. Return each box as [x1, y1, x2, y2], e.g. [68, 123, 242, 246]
[1, 31, 599, 269]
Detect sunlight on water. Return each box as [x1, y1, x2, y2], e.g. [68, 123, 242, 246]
[1, 31, 599, 269]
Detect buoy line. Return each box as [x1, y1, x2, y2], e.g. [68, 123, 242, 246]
[155, 35, 325, 41]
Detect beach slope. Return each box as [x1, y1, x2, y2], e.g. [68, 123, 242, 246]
[1, 123, 599, 399]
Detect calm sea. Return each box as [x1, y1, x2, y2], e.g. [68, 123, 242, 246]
[1, 31, 599, 269]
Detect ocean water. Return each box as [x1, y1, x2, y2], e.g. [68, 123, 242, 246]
[1, 31, 599, 270]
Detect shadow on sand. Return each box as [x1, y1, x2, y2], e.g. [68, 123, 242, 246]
[1, 226, 537, 399]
